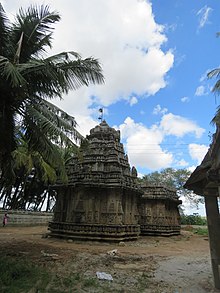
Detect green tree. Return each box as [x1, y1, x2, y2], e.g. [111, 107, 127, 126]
[140, 168, 204, 208]
[0, 127, 75, 210]
[0, 4, 104, 182]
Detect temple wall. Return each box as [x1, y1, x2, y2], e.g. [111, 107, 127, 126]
[54, 186, 139, 226]
[140, 199, 180, 225]
[139, 198, 181, 236]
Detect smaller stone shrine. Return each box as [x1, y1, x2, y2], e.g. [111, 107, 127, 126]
[49, 120, 142, 241]
[139, 184, 182, 236]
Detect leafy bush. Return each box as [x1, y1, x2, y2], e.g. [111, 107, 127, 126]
[181, 213, 207, 225]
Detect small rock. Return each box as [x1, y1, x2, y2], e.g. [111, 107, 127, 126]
[67, 239, 73, 243]
[119, 241, 125, 247]
[107, 249, 118, 256]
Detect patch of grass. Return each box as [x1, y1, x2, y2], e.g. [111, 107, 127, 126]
[62, 272, 81, 287]
[137, 272, 151, 292]
[0, 255, 50, 292]
[83, 277, 99, 288]
[182, 225, 208, 236]
[193, 227, 208, 236]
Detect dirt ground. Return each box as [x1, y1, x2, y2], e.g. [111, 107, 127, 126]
[0, 225, 219, 293]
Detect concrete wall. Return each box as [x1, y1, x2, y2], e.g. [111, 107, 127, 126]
[0, 209, 53, 226]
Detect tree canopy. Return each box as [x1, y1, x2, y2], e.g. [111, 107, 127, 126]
[0, 4, 104, 184]
[139, 168, 204, 209]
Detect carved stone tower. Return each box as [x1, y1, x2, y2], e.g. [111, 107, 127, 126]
[49, 120, 142, 241]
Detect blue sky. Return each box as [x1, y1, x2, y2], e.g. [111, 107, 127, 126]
[4, 1, 220, 214]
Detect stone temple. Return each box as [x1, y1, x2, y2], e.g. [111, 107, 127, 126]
[49, 120, 181, 241]
[139, 185, 181, 236]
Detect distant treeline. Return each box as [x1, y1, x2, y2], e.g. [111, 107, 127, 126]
[181, 213, 207, 226]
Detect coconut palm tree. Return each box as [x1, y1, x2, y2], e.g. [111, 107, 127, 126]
[0, 4, 104, 182]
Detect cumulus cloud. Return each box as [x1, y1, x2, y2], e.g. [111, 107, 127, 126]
[117, 112, 206, 170]
[188, 143, 209, 164]
[197, 5, 213, 28]
[118, 117, 173, 170]
[53, 0, 174, 106]
[159, 113, 205, 138]
[4, 0, 174, 110]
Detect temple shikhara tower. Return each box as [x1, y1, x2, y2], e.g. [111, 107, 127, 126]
[49, 120, 181, 241]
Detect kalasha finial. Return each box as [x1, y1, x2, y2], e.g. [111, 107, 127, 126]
[98, 107, 104, 122]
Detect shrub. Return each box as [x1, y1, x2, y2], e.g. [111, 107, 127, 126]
[181, 213, 207, 226]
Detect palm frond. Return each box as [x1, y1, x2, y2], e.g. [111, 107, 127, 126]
[31, 152, 57, 184]
[25, 101, 83, 146]
[0, 4, 104, 184]
[207, 68, 220, 79]
[25, 121, 61, 162]
[0, 3, 10, 55]
[12, 148, 33, 173]
[37, 99, 83, 139]
[11, 5, 60, 61]
[211, 79, 220, 95]
[211, 106, 220, 126]
[49, 52, 104, 88]
[0, 56, 26, 87]
[18, 53, 104, 98]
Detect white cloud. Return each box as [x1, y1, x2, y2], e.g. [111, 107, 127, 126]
[195, 85, 207, 96]
[176, 159, 189, 167]
[188, 143, 209, 164]
[117, 112, 206, 170]
[181, 96, 189, 103]
[75, 115, 98, 137]
[3, 0, 174, 110]
[197, 5, 213, 28]
[159, 113, 205, 138]
[129, 96, 138, 106]
[187, 165, 197, 173]
[153, 104, 168, 115]
[119, 117, 173, 170]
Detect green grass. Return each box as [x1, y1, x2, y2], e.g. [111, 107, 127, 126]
[193, 227, 208, 236]
[0, 255, 106, 293]
[83, 277, 99, 288]
[0, 255, 50, 292]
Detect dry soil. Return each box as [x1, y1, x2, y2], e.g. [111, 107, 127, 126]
[0, 226, 219, 293]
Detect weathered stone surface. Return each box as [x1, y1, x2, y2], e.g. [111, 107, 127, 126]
[139, 184, 182, 236]
[49, 121, 142, 241]
[49, 121, 181, 241]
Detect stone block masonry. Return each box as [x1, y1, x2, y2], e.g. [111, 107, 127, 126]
[0, 209, 53, 226]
